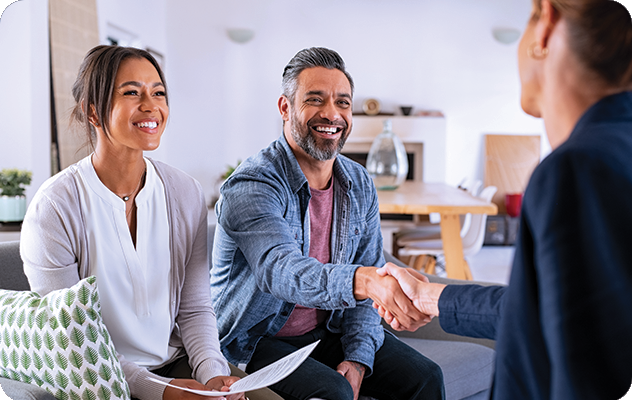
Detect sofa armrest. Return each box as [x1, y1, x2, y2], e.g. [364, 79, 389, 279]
[383, 251, 498, 349]
[0, 241, 30, 291]
[0, 377, 57, 400]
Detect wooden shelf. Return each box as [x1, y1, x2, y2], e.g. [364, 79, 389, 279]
[352, 112, 395, 116]
[0, 222, 22, 232]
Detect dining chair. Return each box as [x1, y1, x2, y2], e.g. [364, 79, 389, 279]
[397, 185, 498, 275]
[392, 178, 482, 259]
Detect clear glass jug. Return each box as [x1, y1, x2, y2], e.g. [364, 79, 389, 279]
[366, 119, 409, 190]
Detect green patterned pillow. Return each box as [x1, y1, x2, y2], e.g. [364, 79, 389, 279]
[0, 276, 130, 400]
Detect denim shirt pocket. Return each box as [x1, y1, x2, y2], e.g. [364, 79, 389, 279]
[288, 223, 304, 254]
[346, 218, 367, 263]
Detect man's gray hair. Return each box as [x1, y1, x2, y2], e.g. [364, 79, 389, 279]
[281, 47, 354, 104]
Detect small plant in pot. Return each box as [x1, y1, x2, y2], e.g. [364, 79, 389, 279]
[221, 160, 242, 180]
[209, 161, 242, 208]
[0, 168, 32, 222]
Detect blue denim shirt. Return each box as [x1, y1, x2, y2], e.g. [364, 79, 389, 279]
[212, 134, 386, 374]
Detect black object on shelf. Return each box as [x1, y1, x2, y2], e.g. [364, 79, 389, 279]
[484, 215, 519, 246]
[0, 221, 22, 232]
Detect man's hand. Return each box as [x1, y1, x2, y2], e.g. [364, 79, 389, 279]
[336, 361, 366, 400]
[373, 264, 447, 331]
[354, 264, 431, 331]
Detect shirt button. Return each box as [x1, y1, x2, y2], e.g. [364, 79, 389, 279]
[355, 228, 359, 235]
[342, 301, 349, 307]
[281, 311, 288, 317]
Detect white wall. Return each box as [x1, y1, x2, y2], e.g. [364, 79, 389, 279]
[96, 0, 167, 54]
[161, 0, 549, 203]
[0, 0, 50, 202]
[95, 0, 169, 161]
[0, 0, 549, 207]
[0, 0, 168, 202]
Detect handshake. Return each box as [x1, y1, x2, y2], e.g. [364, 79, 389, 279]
[354, 263, 448, 332]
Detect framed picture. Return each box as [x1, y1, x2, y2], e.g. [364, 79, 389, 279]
[146, 47, 165, 70]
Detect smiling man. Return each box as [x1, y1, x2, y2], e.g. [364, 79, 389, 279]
[211, 47, 444, 400]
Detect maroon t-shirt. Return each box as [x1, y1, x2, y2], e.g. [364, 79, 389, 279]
[276, 181, 333, 337]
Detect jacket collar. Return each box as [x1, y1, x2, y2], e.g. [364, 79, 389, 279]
[572, 91, 632, 137]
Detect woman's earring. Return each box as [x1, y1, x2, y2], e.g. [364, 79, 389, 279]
[527, 42, 549, 60]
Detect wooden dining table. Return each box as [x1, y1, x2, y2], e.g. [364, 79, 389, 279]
[377, 181, 498, 280]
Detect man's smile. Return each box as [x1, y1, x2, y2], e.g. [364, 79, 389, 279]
[313, 126, 341, 135]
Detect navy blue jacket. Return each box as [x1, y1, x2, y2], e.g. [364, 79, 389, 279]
[438, 92, 632, 399]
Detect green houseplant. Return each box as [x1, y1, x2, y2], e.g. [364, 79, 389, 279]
[221, 160, 242, 180]
[0, 168, 32, 222]
[209, 161, 242, 209]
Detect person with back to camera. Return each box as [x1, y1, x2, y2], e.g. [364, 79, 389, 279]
[374, 0, 632, 399]
[18, 45, 255, 400]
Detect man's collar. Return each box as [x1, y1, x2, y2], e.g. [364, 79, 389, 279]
[278, 133, 353, 194]
[279, 133, 309, 194]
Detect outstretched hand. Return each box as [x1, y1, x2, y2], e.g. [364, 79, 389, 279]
[354, 264, 431, 331]
[373, 264, 446, 331]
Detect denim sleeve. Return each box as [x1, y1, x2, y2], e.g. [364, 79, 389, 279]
[217, 171, 359, 310]
[339, 184, 385, 375]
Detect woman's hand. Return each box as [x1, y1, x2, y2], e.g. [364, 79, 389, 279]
[354, 265, 429, 331]
[162, 377, 245, 400]
[374, 264, 445, 331]
[163, 379, 225, 400]
[206, 376, 246, 400]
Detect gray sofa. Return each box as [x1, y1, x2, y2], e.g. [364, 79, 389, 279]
[1, 237, 498, 400]
[0, 240, 57, 400]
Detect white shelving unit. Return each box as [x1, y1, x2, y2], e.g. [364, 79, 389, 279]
[344, 115, 447, 183]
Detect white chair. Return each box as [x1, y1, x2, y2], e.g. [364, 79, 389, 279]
[392, 178, 482, 257]
[398, 185, 498, 275]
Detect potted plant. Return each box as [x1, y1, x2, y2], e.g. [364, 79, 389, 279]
[221, 160, 242, 180]
[0, 168, 32, 222]
[209, 161, 242, 209]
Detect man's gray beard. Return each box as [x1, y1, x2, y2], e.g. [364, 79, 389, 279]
[290, 119, 348, 162]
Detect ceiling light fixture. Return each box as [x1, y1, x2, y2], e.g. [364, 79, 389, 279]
[227, 28, 255, 44]
[492, 27, 521, 45]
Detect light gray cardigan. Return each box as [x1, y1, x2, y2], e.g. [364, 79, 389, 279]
[20, 157, 230, 400]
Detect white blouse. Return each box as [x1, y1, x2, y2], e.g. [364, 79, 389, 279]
[76, 155, 176, 368]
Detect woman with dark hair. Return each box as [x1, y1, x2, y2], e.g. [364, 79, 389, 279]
[20, 45, 249, 400]
[376, 0, 632, 399]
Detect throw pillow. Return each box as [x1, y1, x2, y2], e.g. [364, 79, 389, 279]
[0, 276, 130, 400]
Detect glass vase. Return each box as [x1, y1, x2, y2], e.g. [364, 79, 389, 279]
[366, 119, 409, 190]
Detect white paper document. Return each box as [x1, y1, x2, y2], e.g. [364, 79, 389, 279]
[148, 340, 320, 397]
